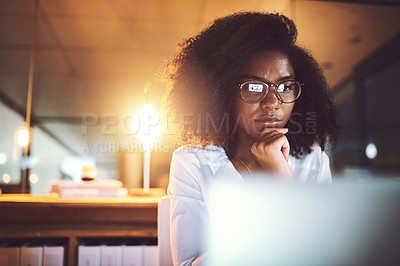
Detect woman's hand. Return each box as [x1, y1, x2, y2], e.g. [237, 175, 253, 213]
[251, 128, 293, 179]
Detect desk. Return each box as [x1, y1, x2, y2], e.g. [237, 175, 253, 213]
[0, 194, 161, 266]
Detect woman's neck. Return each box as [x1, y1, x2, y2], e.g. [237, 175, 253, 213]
[233, 130, 257, 162]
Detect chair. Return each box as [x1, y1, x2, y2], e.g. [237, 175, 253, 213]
[157, 196, 173, 266]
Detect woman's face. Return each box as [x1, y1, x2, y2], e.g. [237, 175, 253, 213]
[233, 50, 296, 140]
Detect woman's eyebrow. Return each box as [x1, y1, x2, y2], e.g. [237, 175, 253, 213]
[280, 75, 295, 81]
[238, 74, 263, 80]
[238, 74, 295, 82]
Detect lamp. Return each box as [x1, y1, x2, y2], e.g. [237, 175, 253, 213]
[18, 0, 38, 193]
[131, 103, 161, 194]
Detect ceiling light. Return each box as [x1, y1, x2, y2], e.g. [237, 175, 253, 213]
[348, 34, 362, 45]
[321, 61, 334, 70]
[365, 143, 377, 159]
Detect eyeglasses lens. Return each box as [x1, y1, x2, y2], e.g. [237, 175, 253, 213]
[277, 81, 300, 103]
[241, 81, 300, 103]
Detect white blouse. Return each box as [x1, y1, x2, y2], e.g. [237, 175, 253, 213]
[167, 145, 332, 266]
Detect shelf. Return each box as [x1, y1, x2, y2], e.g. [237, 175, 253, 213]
[0, 194, 162, 266]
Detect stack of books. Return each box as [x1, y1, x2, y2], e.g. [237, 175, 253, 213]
[0, 246, 64, 266]
[78, 244, 157, 266]
[49, 180, 128, 199]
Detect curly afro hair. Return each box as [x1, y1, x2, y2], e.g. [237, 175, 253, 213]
[165, 11, 339, 158]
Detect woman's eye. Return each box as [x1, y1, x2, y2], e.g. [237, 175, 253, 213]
[278, 83, 293, 93]
[248, 83, 263, 92]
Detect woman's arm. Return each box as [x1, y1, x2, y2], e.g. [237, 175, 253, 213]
[167, 149, 208, 266]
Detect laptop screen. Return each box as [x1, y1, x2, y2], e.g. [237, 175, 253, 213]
[206, 177, 400, 265]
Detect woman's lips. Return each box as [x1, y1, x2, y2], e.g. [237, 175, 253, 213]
[255, 116, 281, 127]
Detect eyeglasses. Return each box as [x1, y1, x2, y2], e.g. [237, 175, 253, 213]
[238, 80, 303, 104]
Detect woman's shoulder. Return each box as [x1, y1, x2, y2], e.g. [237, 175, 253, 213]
[173, 145, 229, 166]
[173, 144, 224, 152]
[289, 144, 332, 183]
[289, 144, 327, 169]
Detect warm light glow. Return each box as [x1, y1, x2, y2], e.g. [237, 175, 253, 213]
[143, 151, 151, 192]
[131, 104, 161, 152]
[131, 103, 161, 192]
[366, 143, 377, 159]
[29, 173, 38, 184]
[2, 173, 11, 183]
[17, 126, 30, 147]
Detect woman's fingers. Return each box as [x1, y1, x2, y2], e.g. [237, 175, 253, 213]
[252, 133, 289, 158]
[280, 135, 290, 162]
[256, 128, 289, 155]
[251, 137, 292, 177]
[251, 128, 292, 177]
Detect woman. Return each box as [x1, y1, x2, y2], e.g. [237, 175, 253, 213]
[165, 12, 339, 265]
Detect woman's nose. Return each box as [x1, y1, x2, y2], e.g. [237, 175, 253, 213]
[260, 88, 280, 109]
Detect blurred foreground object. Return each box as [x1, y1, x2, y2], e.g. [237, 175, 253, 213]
[207, 177, 400, 265]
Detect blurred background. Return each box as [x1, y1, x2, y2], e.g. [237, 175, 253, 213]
[0, 0, 399, 194]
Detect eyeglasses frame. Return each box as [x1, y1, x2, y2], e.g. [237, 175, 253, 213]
[238, 79, 304, 104]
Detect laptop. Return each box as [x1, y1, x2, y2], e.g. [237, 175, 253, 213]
[206, 177, 400, 265]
